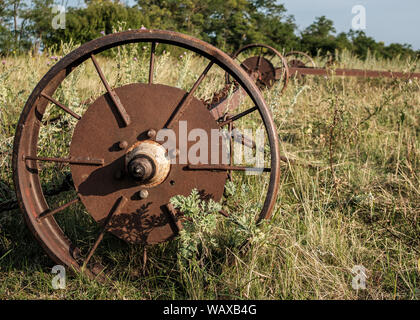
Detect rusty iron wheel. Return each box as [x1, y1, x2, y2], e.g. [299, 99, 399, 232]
[285, 51, 316, 82]
[228, 43, 290, 93]
[13, 30, 281, 278]
[285, 51, 316, 69]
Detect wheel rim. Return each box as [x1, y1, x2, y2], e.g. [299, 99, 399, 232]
[228, 43, 289, 93]
[285, 51, 317, 69]
[285, 51, 317, 82]
[13, 30, 281, 277]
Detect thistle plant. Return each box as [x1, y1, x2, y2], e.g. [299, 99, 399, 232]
[170, 189, 222, 266]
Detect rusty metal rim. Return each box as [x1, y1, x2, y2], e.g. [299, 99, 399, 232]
[285, 51, 317, 68]
[229, 43, 290, 93]
[12, 30, 281, 277]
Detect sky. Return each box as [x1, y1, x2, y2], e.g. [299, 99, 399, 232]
[66, 0, 420, 50]
[282, 0, 420, 50]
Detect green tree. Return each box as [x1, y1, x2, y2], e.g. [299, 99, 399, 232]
[0, 0, 417, 60]
[136, 0, 178, 30]
[347, 30, 381, 59]
[1, 0, 31, 53]
[250, 0, 298, 51]
[335, 32, 351, 51]
[300, 16, 338, 56]
[42, 0, 145, 48]
[382, 43, 415, 60]
[201, 0, 256, 50]
[0, 0, 12, 54]
[21, 0, 55, 53]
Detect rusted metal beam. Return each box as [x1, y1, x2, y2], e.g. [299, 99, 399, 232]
[218, 106, 258, 127]
[91, 54, 131, 126]
[287, 67, 420, 79]
[37, 198, 80, 221]
[165, 60, 215, 128]
[24, 155, 104, 166]
[40, 93, 82, 120]
[82, 196, 127, 269]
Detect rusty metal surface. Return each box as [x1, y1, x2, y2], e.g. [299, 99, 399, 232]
[240, 56, 276, 88]
[70, 83, 227, 244]
[90, 54, 131, 126]
[12, 30, 281, 277]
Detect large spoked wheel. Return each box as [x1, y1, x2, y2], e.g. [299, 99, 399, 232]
[13, 30, 281, 278]
[228, 43, 289, 93]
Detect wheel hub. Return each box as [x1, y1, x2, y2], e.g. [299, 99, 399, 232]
[241, 56, 276, 88]
[127, 155, 155, 182]
[125, 140, 170, 187]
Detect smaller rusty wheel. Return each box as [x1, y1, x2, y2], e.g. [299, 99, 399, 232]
[285, 51, 316, 69]
[13, 30, 281, 279]
[227, 44, 289, 93]
[285, 51, 316, 81]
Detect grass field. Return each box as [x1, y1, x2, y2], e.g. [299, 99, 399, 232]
[0, 42, 419, 300]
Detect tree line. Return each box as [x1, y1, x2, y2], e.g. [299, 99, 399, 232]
[1, 0, 418, 60]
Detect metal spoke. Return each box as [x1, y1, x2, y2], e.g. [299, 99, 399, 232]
[149, 42, 156, 84]
[164, 203, 183, 233]
[228, 121, 233, 180]
[37, 198, 79, 221]
[240, 62, 252, 73]
[187, 164, 270, 172]
[165, 60, 215, 128]
[231, 129, 258, 150]
[24, 155, 104, 166]
[82, 196, 127, 269]
[90, 54, 131, 126]
[40, 93, 82, 120]
[257, 55, 263, 70]
[218, 106, 258, 127]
